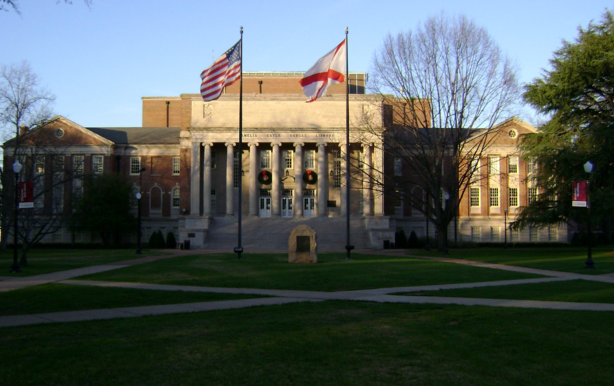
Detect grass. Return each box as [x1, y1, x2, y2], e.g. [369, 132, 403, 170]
[80, 252, 542, 292]
[0, 283, 263, 316]
[2, 248, 614, 384]
[400, 279, 614, 304]
[412, 246, 614, 274]
[0, 249, 168, 276]
[2, 301, 614, 385]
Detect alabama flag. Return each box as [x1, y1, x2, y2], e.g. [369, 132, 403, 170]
[300, 40, 346, 102]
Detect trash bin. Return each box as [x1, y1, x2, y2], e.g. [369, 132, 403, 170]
[383, 240, 390, 249]
[184, 240, 190, 250]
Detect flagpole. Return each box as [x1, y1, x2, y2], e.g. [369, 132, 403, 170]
[234, 26, 244, 259]
[345, 27, 354, 259]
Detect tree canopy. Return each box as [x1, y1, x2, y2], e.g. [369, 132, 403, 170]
[72, 174, 136, 246]
[515, 11, 614, 238]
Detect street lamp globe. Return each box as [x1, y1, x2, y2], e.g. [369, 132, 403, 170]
[12, 160, 22, 174]
[584, 161, 593, 174]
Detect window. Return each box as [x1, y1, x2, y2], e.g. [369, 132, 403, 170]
[130, 157, 141, 175]
[73, 155, 84, 176]
[548, 226, 558, 241]
[34, 156, 45, 209]
[211, 150, 217, 169]
[283, 150, 293, 169]
[489, 187, 499, 207]
[491, 226, 501, 241]
[470, 158, 480, 184]
[260, 149, 271, 169]
[394, 187, 403, 216]
[509, 188, 518, 207]
[210, 189, 216, 213]
[172, 187, 180, 208]
[333, 150, 341, 188]
[510, 228, 519, 242]
[509, 156, 519, 174]
[73, 156, 84, 206]
[489, 156, 500, 175]
[53, 156, 65, 173]
[53, 156, 65, 212]
[304, 150, 315, 170]
[529, 226, 539, 242]
[471, 226, 482, 242]
[172, 157, 180, 175]
[470, 187, 480, 207]
[527, 158, 537, 174]
[528, 188, 538, 204]
[233, 151, 241, 188]
[92, 155, 104, 174]
[394, 157, 402, 176]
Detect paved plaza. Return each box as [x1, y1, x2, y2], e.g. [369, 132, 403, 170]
[2, 250, 614, 328]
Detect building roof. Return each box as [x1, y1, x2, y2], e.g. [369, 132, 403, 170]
[87, 127, 181, 145]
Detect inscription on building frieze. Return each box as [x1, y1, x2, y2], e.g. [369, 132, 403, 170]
[242, 133, 336, 139]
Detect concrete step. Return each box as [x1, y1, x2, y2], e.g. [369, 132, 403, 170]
[205, 216, 370, 251]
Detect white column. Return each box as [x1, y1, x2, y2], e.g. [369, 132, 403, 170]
[294, 143, 304, 217]
[317, 142, 327, 217]
[190, 142, 201, 216]
[340, 142, 347, 216]
[203, 143, 213, 216]
[249, 142, 258, 216]
[271, 142, 281, 216]
[363, 143, 372, 216]
[373, 143, 384, 216]
[225, 142, 235, 216]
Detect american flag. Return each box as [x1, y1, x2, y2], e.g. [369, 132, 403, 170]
[200, 40, 242, 101]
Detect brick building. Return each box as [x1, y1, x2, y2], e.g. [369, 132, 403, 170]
[2, 72, 566, 248]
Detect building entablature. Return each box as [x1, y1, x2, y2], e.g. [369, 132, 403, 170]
[117, 144, 180, 156]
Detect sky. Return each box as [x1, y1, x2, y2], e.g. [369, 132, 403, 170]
[1, 0, 611, 128]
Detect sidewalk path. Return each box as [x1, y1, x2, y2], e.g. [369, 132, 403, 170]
[2, 249, 614, 328]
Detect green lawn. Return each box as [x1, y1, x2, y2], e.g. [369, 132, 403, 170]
[0, 249, 169, 276]
[0, 283, 263, 316]
[80, 252, 542, 292]
[2, 301, 614, 386]
[400, 279, 614, 303]
[413, 246, 614, 274]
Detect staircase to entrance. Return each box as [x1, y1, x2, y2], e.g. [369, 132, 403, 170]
[204, 216, 371, 251]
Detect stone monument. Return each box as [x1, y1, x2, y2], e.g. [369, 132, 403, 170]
[288, 225, 317, 263]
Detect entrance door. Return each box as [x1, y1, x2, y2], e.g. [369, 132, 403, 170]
[303, 197, 315, 217]
[281, 197, 293, 217]
[259, 197, 271, 217]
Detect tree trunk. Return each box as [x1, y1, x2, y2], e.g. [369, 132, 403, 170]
[436, 222, 448, 252]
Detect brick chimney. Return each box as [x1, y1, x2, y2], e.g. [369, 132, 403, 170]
[19, 125, 28, 136]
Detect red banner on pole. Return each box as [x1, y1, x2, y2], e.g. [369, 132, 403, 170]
[572, 181, 587, 207]
[18, 181, 34, 208]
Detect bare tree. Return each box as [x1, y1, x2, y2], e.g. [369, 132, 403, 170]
[1, 0, 92, 14]
[0, 60, 55, 140]
[0, 60, 55, 251]
[8, 125, 83, 265]
[364, 13, 520, 251]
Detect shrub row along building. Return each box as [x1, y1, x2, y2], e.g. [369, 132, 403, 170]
[2, 72, 565, 249]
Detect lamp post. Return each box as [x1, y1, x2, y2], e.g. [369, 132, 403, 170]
[504, 208, 508, 249]
[136, 167, 146, 254]
[10, 160, 22, 273]
[584, 161, 595, 269]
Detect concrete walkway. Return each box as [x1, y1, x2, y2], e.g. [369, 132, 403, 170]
[2, 249, 614, 328]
